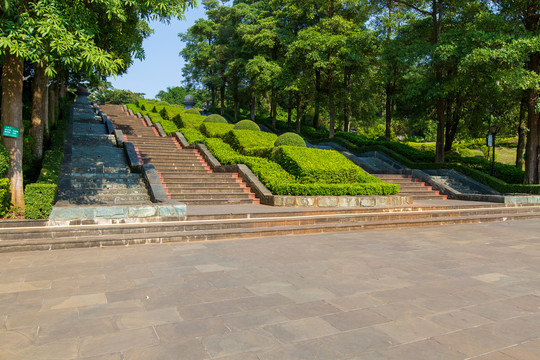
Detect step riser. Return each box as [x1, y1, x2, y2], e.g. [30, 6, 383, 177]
[4, 208, 539, 241]
[3, 213, 540, 252]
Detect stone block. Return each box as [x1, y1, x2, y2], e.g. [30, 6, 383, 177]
[158, 204, 187, 217]
[128, 109, 134, 116]
[95, 207, 127, 219]
[295, 197, 315, 207]
[128, 206, 157, 218]
[318, 197, 338, 207]
[143, 115, 153, 127]
[49, 207, 84, 221]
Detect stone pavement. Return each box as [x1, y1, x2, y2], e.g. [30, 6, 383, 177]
[1, 220, 540, 359]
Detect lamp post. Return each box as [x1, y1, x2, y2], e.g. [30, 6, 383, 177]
[487, 126, 499, 176]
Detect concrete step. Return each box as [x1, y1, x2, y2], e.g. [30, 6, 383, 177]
[167, 187, 248, 194]
[69, 188, 149, 196]
[2, 205, 540, 251]
[169, 198, 258, 205]
[170, 193, 254, 200]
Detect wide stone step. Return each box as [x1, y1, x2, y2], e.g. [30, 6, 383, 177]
[407, 194, 447, 200]
[159, 173, 237, 179]
[71, 181, 147, 189]
[163, 180, 242, 186]
[68, 194, 152, 205]
[3, 208, 540, 251]
[167, 187, 247, 194]
[69, 188, 149, 196]
[170, 193, 253, 200]
[169, 198, 257, 205]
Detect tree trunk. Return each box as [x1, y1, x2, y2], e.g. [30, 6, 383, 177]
[328, 70, 335, 139]
[385, 84, 393, 139]
[313, 69, 321, 129]
[287, 93, 293, 125]
[219, 83, 225, 116]
[48, 83, 56, 130]
[30, 63, 47, 160]
[211, 87, 216, 108]
[444, 98, 460, 152]
[233, 87, 238, 122]
[59, 82, 66, 98]
[524, 53, 539, 184]
[295, 93, 302, 133]
[343, 69, 351, 133]
[0, 53, 25, 209]
[435, 97, 445, 162]
[516, 92, 527, 170]
[271, 88, 277, 128]
[250, 95, 257, 121]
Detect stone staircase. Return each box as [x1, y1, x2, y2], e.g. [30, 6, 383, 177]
[430, 175, 483, 194]
[61, 99, 151, 205]
[2, 202, 540, 252]
[374, 174, 447, 201]
[101, 105, 259, 205]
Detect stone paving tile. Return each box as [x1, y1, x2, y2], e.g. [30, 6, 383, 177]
[501, 338, 540, 360]
[322, 308, 390, 331]
[123, 338, 209, 360]
[262, 317, 340, 344]
[372, 317, 450, 344]
[373, 339, 466, 360]
[326, 293, 384, 311]
[2, 338, 78, 360]
[78, 327, 159, 358]
[426, 309, 493, 331]
[202, 328, 279, 358]
[222, 308, 288, 330]
[277, 300, 342, 320]
[155, 317, 231, 341]
[116, 307, 182, 329]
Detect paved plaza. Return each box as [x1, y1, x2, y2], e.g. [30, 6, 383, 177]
[1, 220, 540, 359]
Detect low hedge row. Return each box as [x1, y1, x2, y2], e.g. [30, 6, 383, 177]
[0, 178, 10, 216]
[224, 130, 277, 153]
[180, 128, 206, 144]
[272, 146, 380, 184]
[200, 123, 234, 137]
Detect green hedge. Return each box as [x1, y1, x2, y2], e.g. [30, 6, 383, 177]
[0, 144, 9, 177]
[200, 123, 234, 138]
[272, 146, 379, 184]
[179, 113, 205, 129]
[24, 184, 57, 219]
[0, 178, 10, 216]
[180, 128, 206, 144]
[224, 130, 277, 153]
[203, 138, 399, 196]
[234, 120, 260, 131]
[275, 132, 306, 147]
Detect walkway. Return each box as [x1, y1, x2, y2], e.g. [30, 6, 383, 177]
[1, 221, 539, 359]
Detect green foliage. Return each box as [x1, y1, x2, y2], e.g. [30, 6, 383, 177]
[37, 150, 64, 184]
[94, 89, 140, 105]
[204, 114, 228, 123]
[180, 128, 206, 144]
[185, 108, 201, 114]
[0, 144, 10, 177]
[272, 146, 378, 184]
[224, 130, 277, 153]
[274, 132, 306, 147]
[0, 178, 10, 217]
[234, 120, 260, 131]
[24, 184, 57, 219]
[126, 103, 142, 113]
[301, 126, 329, 141]
[179, 113, 205, 128]
[201, 123, 234, 137]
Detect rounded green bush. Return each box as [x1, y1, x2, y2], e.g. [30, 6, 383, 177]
[274, 132, 306, 147]
[184, 108, 201, 115]
[234, 120, 260, 131]
[203, 114, 228, 123]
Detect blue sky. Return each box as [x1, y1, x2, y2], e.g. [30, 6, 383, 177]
[108, 5, 207, 99]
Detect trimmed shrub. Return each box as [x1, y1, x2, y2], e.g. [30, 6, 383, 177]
[275, 132, 306, 147]
[204, 114, 228, 123]
[184, 108, 201, 115]
[203, 138, 399, 196]
[272, 146, 379, 184]
[180, 113, 205, 129]
[0, 178, 10, 216]
[234, 120, 260, 131]
[24, 184, 57, 219]
[0, 144, 10, 177]
[224, 130, 277, 153]
[180, 128, 206, 144]
[201, 123, 234, 138]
